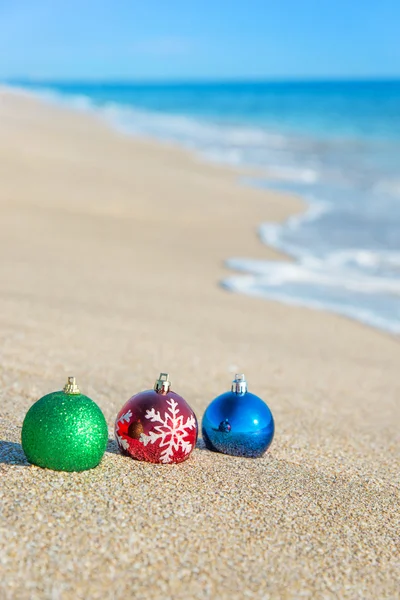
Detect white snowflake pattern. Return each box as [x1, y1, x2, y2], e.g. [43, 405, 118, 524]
[115, 409, 133, 450]
[139, 398, 196, 463]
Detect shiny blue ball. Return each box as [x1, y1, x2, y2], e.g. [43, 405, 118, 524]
[202, 379, 274, 458]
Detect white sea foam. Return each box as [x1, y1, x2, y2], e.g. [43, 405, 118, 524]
[323, 249, 400, 271]
[264, 165, 320, 184]
[259, 201, 331, 259]
[373, 178, 400, 198]
[223, 194, 400, 334]
[221, 278, 400, 334]
[225, 258, 400, 295]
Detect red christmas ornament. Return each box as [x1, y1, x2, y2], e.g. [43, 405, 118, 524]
[115, 373, 198, 464]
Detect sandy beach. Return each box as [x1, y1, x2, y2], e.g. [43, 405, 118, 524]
[0, 89, 399, 599]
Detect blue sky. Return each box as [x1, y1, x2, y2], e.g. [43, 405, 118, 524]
[0, 0, 399, 80]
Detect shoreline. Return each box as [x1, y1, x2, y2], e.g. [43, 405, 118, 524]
[8, 83, 400, 337]
[0, 87, 399, 599]
[0, 85, 307, 281]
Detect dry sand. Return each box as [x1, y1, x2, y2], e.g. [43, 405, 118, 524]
[0, 89, 399, 599]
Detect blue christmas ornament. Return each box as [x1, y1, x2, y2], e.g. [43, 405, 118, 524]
[202, 374, 274, 458]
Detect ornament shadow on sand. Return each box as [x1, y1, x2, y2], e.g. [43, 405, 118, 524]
[0, 440, 29, 466]
[115, 373, 198, 464]
[106, 438, 122, 455]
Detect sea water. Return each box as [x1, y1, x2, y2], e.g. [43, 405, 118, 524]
[12, 80, 400, 334]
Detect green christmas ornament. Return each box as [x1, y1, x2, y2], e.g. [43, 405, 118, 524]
[21, 377, 108, 472]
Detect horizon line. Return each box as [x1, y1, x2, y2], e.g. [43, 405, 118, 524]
[3, 75, 400, 86]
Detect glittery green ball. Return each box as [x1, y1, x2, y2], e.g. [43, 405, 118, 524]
[21, 390, 108, 472]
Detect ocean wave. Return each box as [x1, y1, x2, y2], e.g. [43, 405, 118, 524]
[11, 84, 326, 185]
[259, 201, 331, 260]
[223, 195, 400, 334]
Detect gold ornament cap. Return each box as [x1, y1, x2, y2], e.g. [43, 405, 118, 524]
[63, 376, 81, 395]
[154, 373, 171, 394]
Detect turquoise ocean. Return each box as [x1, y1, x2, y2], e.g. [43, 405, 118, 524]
[12, 80, 400, 334]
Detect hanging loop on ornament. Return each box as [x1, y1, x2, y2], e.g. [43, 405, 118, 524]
[154, 372, 171, 394]
[231, 373, 247, 395]
[63, 376, 81, 395]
